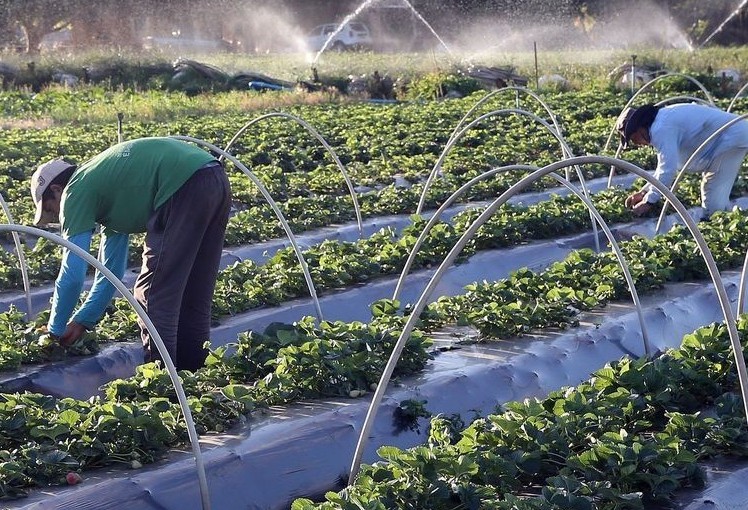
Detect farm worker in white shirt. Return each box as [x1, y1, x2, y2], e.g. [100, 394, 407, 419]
[615, 102, 748, 216]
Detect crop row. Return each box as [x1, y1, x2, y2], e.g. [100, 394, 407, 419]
[1, 83, 726, 289]
[1, 206, 748, 498]
[0, 140, 723, 293]
[0, 168, 638, 292]
[0, 176, 709, 369]
[423, 209, 748, 338]
[0, 93, 615, 210]
[0, 86, 692, 241]
[293, 316, 748, 510]
[0, 166, 733, 369]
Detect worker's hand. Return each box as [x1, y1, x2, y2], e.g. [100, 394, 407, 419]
[631, 201, 654, 217]
[60, 322, 87, 347]
[625, 190, 647, 209]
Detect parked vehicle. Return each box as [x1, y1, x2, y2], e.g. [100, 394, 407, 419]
[40, 28, 73, 52]
[306, 22, 373, 52]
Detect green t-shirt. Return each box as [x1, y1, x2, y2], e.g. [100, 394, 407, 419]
[61, 138, 216, 237]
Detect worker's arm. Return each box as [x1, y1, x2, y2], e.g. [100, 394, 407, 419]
[643, 134, 682, 204]
[71, 227, 129, 329]
[48, 231, 94, 336]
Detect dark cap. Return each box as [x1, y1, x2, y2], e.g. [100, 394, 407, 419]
[615, 104, 660, 148]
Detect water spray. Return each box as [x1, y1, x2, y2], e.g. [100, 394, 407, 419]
[311, 0, 454, 66]
[699, 0, 748, 48]
[630, 54, 637, 96]
[312, 0, 378, 64]
[399, 0, 453, 58]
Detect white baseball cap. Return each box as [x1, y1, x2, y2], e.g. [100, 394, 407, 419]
[31, 159, 76, 226]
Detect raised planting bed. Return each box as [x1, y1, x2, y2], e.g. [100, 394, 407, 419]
[0, 168, 717, 380]
[2, 203, 748, 505]
[0, 172, 638, 310]
[291, 309, 748, 509]
[0, 199, 693, 400]
[6, 271, 743, 510]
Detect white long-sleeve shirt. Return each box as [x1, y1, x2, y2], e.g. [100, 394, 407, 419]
[643, 103, 748, 203]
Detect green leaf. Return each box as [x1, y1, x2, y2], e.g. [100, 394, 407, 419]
[30, 424, 70, 440]
[39, 450, 78, 467]
[221, 384, 253, 405]
[56, 409, 81, 427]
[370, 299, 400, 317]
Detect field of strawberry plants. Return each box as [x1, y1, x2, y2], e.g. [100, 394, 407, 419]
[2, 58, 748, 509]
[294, 315, 748, 510]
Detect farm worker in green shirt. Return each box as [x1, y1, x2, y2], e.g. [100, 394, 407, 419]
[30, 137, 231, 371]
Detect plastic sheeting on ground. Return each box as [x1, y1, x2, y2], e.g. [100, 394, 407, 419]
[671, 459, 748, 509]
[0, 217, 649, 400]
[0, 187, 736, 401]
[9, 270, 743, 509]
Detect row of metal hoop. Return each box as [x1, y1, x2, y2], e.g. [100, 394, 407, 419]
[2, 72, 748, 508]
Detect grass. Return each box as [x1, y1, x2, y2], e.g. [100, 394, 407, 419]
[1, 45, 747, 127]
[0, 87, 352, 127]
[4, 46, 748, 82]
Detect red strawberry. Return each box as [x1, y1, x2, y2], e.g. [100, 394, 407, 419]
[66, 472, 82, 485]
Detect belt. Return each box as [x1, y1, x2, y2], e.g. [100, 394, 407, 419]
[198, 160, 224, 171]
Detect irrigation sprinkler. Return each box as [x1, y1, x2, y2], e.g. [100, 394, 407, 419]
[728, 81, 748, 112]
[393, 163, 652, 355]
[533, 41, 539, 90]
[654, 113, 748, 235]
[606, 95, 714, 188]
[603, 73, 715, 154]
[416, 108, 601, 252]
[220, 112, 363, 237]
[0, 224, 213, 510]
[349, 155, 748, 483]
[116, 112, 124, 144]
[172, 135, 325, 322]
[0, 196, 32, 316]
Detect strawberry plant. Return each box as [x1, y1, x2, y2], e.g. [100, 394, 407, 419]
[293, 316, 748, 509]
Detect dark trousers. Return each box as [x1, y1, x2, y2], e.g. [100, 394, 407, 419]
[134, 162, 231, 371]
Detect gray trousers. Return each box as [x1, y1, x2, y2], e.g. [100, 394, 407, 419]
[701, 147, 748, 214]
[134, 161, 231, 371]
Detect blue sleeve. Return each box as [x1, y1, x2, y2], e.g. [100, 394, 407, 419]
[72, 228, 129, 329]
[48, 231, 93, 336]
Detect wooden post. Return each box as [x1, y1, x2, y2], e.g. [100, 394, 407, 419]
[534, 41, 539, 89]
